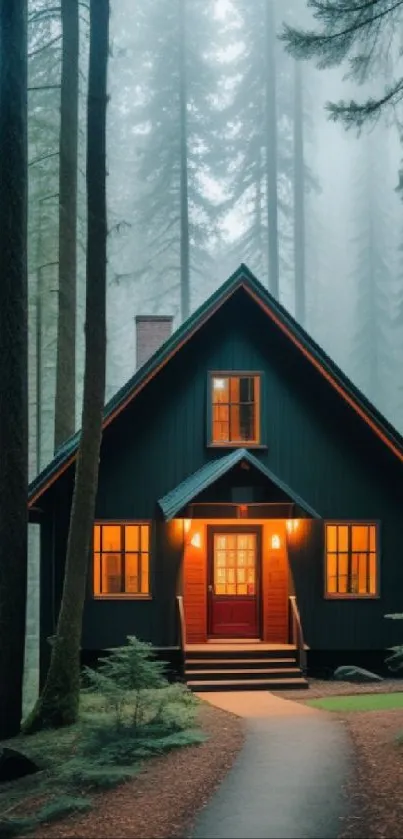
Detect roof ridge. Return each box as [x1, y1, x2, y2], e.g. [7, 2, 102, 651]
[29, 263, 403, 507]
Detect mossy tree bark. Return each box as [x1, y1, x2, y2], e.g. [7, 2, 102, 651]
[24, 0, 109, 733]
[0, 0, 28, 740]
[54, 0, 79, 451]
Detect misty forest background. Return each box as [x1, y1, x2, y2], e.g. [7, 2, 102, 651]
[24, 0, 403, 702]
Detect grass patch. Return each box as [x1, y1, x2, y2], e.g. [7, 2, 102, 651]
[306, 692, 403, 712]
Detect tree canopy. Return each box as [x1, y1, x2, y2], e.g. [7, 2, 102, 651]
[281, 0, 403, 127]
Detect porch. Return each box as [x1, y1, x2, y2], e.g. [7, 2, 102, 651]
[183, 638, 308, 692]
[159, 448, 316, 690]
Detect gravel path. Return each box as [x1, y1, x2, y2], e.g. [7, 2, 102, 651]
[33, 703, 245, 839]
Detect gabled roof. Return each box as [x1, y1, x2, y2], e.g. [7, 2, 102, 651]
[29, 263, 403, 507]
[158, 448, 320, 520]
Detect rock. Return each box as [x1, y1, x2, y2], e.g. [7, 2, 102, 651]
[333, 665, 383, 683]
[0, 747, 39, 783]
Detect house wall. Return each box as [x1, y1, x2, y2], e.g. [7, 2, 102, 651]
[40, 290, 403, 657]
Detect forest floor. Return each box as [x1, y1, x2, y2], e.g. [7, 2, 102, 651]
[3, 680, 403, 837]
[0, 701, 244, 839]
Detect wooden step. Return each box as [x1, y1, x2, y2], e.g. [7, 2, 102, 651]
[185, 657, 297, 667]
[185, 667, 302, 679]
[187, 677, 308, 692]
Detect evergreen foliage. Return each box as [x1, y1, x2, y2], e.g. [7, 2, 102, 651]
[281, 0, 403, 126]
[128, 0, 220, 319]
[78, 637, 202, 765]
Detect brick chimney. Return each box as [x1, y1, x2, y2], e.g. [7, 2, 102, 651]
[135, 315, 173, 370]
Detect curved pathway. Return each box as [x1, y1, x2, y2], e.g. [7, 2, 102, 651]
[191, 691, 352, 839]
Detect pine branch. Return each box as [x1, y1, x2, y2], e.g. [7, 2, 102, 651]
[29, 150, 59, 167]
[28, 34, 62, 59]
[327, 76, 403, 125]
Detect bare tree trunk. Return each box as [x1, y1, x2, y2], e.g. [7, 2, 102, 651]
[293, 59, 305, 325]
[264, 0, 279, 298]
[54, 0, 79, 451]
[179, 0, 190, 321]
[0, 0, 28, 739]
[24, 0, 109, 732]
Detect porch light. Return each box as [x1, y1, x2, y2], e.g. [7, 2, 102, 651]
[213, 377, 226, 390]
[271, 534, 281, 549]
[286, 519, 299, 534]
[183, 518, 191, 534]
[190, 532, 201, 549]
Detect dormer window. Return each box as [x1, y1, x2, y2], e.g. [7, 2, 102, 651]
[210, 373, 261, 445]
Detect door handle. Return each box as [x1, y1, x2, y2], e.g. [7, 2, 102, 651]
[208, 584, 213, 593]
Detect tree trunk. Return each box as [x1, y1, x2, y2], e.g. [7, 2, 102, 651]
[0, 0, 28, 739]
[179, 0, 190, 322]
[24, 0, 109, 732]
[54, 0, 79, 451]
[293, 59, 305, 325]
[264, 0, 279, 298]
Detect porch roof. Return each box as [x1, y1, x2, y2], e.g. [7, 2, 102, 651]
[158, 448, 320, 520]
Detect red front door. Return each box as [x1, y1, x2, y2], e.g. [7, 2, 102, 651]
[208, 527, 261, 638]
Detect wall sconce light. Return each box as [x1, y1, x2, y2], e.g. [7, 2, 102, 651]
[190, 532, 201, 549]
[286, 519, 299, 534]
[271, 534, 281, 550]
[183, 519, 191, 534]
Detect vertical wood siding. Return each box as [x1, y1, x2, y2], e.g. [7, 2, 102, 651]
[43, 290, 403, 653]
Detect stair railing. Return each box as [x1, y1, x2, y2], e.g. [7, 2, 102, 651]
[176, 594, 186, 652]
[289, 595, 307, 675]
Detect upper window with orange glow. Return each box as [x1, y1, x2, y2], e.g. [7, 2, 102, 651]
[211, 374, 261, 445]
[325, 523, 378, 598]
[93, 522, 150, 597]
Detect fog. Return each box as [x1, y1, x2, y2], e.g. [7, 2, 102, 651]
[102, 0, 403, 434]
[29, 0, 403, 477]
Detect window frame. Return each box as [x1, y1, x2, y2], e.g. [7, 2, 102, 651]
[324, 520, 380, 600]
[92, 520, 152, 600]
[207, 370, 266, 449]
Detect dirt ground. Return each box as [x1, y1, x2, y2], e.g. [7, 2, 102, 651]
[31, 703, 245, 839]
[338, 708, 403, 838]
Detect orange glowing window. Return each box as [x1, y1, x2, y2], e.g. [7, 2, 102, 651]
[211, 374, 260, 444]
[214, 532, 256, 596]
[325, 523, 378, 598]
[93, 522, 150, 597]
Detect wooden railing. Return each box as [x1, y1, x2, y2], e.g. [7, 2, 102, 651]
[289, 595, 307, 674]
[176, 594, 186, 652]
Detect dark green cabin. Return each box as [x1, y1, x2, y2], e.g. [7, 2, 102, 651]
[29, 265, 403, 690]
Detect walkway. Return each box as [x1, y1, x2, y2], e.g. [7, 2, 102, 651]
[190, 691, 352, 839]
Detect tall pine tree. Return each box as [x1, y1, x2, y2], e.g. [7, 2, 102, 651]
[0, 0, 28, 739]
[130, 0, 219, 321]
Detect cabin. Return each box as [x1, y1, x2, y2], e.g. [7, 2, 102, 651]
[28, 265, 403, 691]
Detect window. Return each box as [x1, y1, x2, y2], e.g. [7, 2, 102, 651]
[325, 523, 378, 597]
[211, 374, 261, 445]
[93, 522, 150, 597]
[214, 532, 257, 595]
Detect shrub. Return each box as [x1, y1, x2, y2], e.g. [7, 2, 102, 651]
[78, 637, 201, 765]
[0, 795, 92, 838]
[385, 614, 403, 672]
[57, 757, 139, 789]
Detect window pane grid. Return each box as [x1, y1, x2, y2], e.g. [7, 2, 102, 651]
[212, 375, 259, 443]
[326, 524, 377, 596]
[214, 533, 256, 595]
[94, 523, 150, 596]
